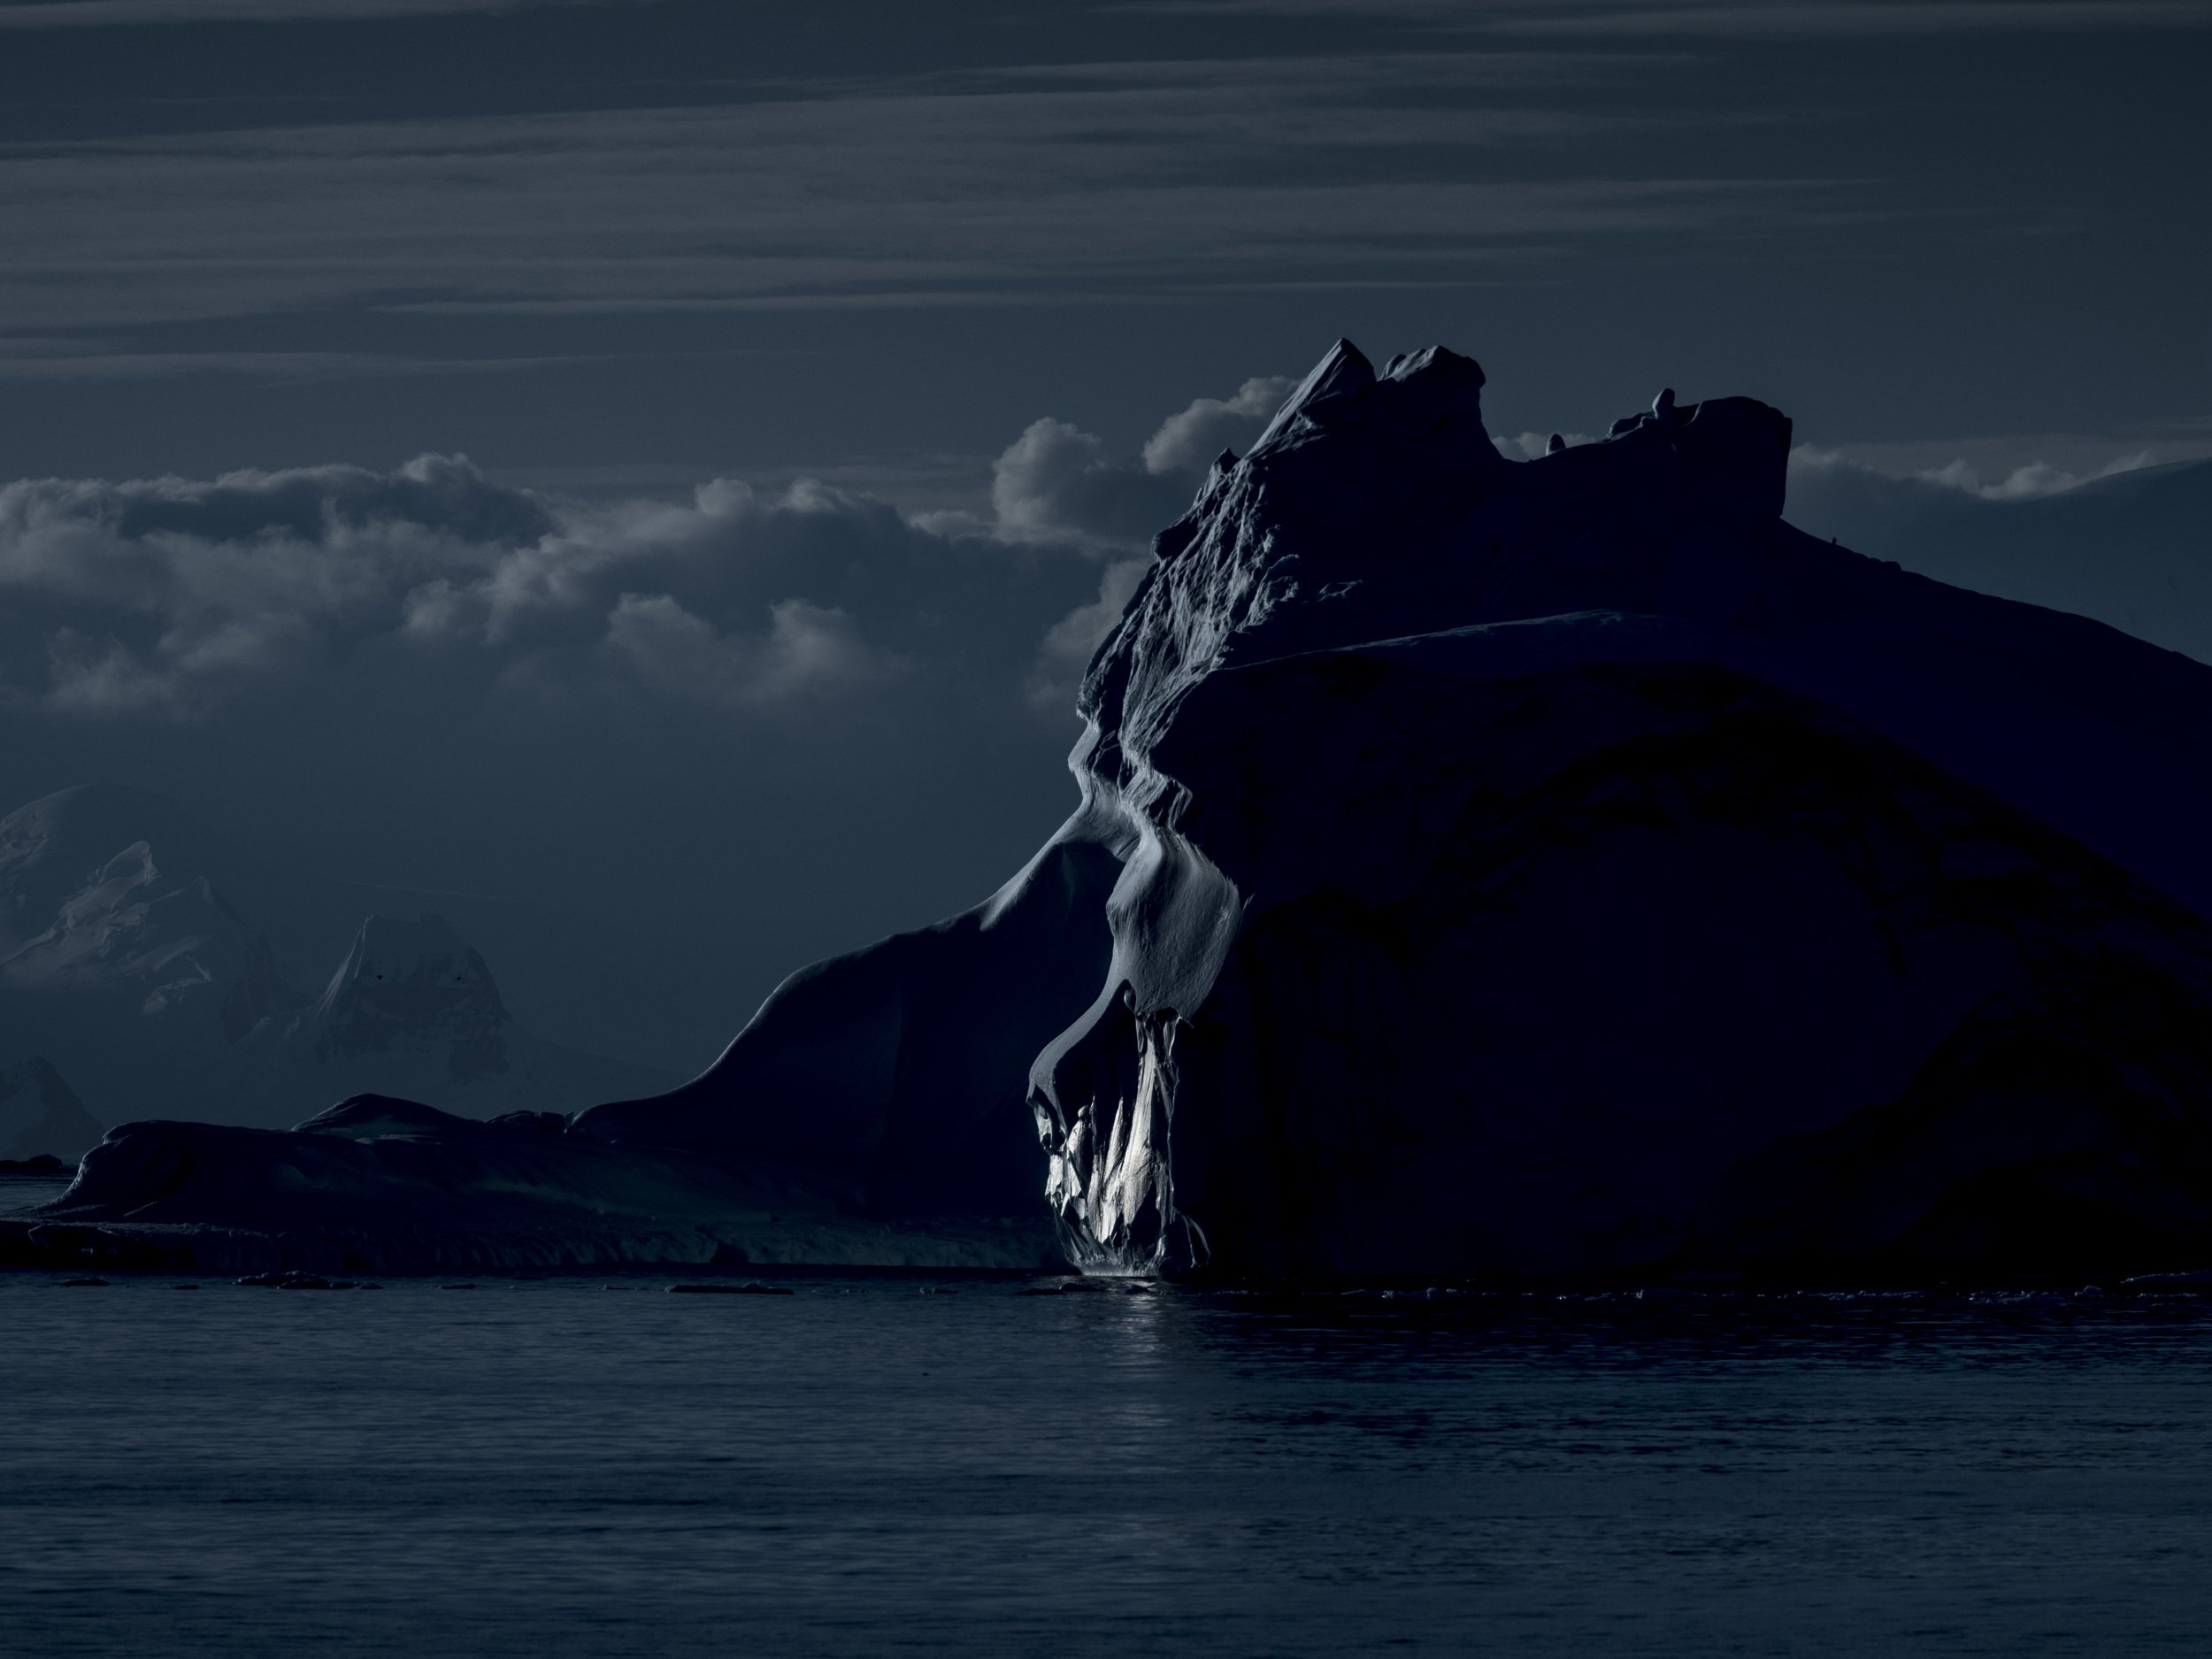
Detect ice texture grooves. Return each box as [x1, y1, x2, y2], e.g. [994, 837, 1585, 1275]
[1027, 339, 2212, 1279]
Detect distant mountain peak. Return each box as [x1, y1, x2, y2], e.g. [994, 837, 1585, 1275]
[0, 1055, 104, 1161]
[1, 818, 299, 1046]
[312, 913, 512, 1079]
[2, 790, 678, 1128]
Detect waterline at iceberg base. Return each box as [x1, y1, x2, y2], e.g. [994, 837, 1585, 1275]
[13, 340, 2212, 1283]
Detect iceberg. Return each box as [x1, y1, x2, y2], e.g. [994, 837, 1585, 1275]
[15, 339, 2212, 1281]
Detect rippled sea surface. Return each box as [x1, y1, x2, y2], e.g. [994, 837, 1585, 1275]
[6, 1238, 2212, 1655]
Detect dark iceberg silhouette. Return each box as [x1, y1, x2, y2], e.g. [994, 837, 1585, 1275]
[14, 340, 2212, 1280]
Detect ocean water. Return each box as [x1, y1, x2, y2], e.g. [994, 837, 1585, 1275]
[4, 1249, 2212, 1657]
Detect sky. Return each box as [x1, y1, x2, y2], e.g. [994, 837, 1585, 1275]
[2, 0, 2208, 1072]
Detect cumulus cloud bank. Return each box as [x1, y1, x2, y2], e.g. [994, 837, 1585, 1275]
[0, 373, 1299, 725]
[1789, 444, 2161, 503]
[0, 460, 1007, 721]
[27, 382, 2173, 733]
[989, 419, 1194, 553]
[1141, 377, 1297, 474]
[987, 374, 1296, 561]
[603, 592, 878, 710]
[1906, 454, 2159, 501]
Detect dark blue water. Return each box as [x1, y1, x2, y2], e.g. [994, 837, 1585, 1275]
[4, 1256, 2212, 1657]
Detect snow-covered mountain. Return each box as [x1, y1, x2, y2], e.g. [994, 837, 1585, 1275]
[0, 787, 675, 1129]
[0, 1057, 103, 1161]
[0, 788, 303, 1118]
[310, 914, 512, 1073]
[222, 911, 675, 1123]
[19, 341, 2212, 1280]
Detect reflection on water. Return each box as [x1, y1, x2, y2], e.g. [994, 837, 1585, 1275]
[4, 1273, 2211, 1656]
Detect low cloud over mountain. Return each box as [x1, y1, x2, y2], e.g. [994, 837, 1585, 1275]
[0, 376, 1302, 728]
[0, 374, 1296, 1070]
